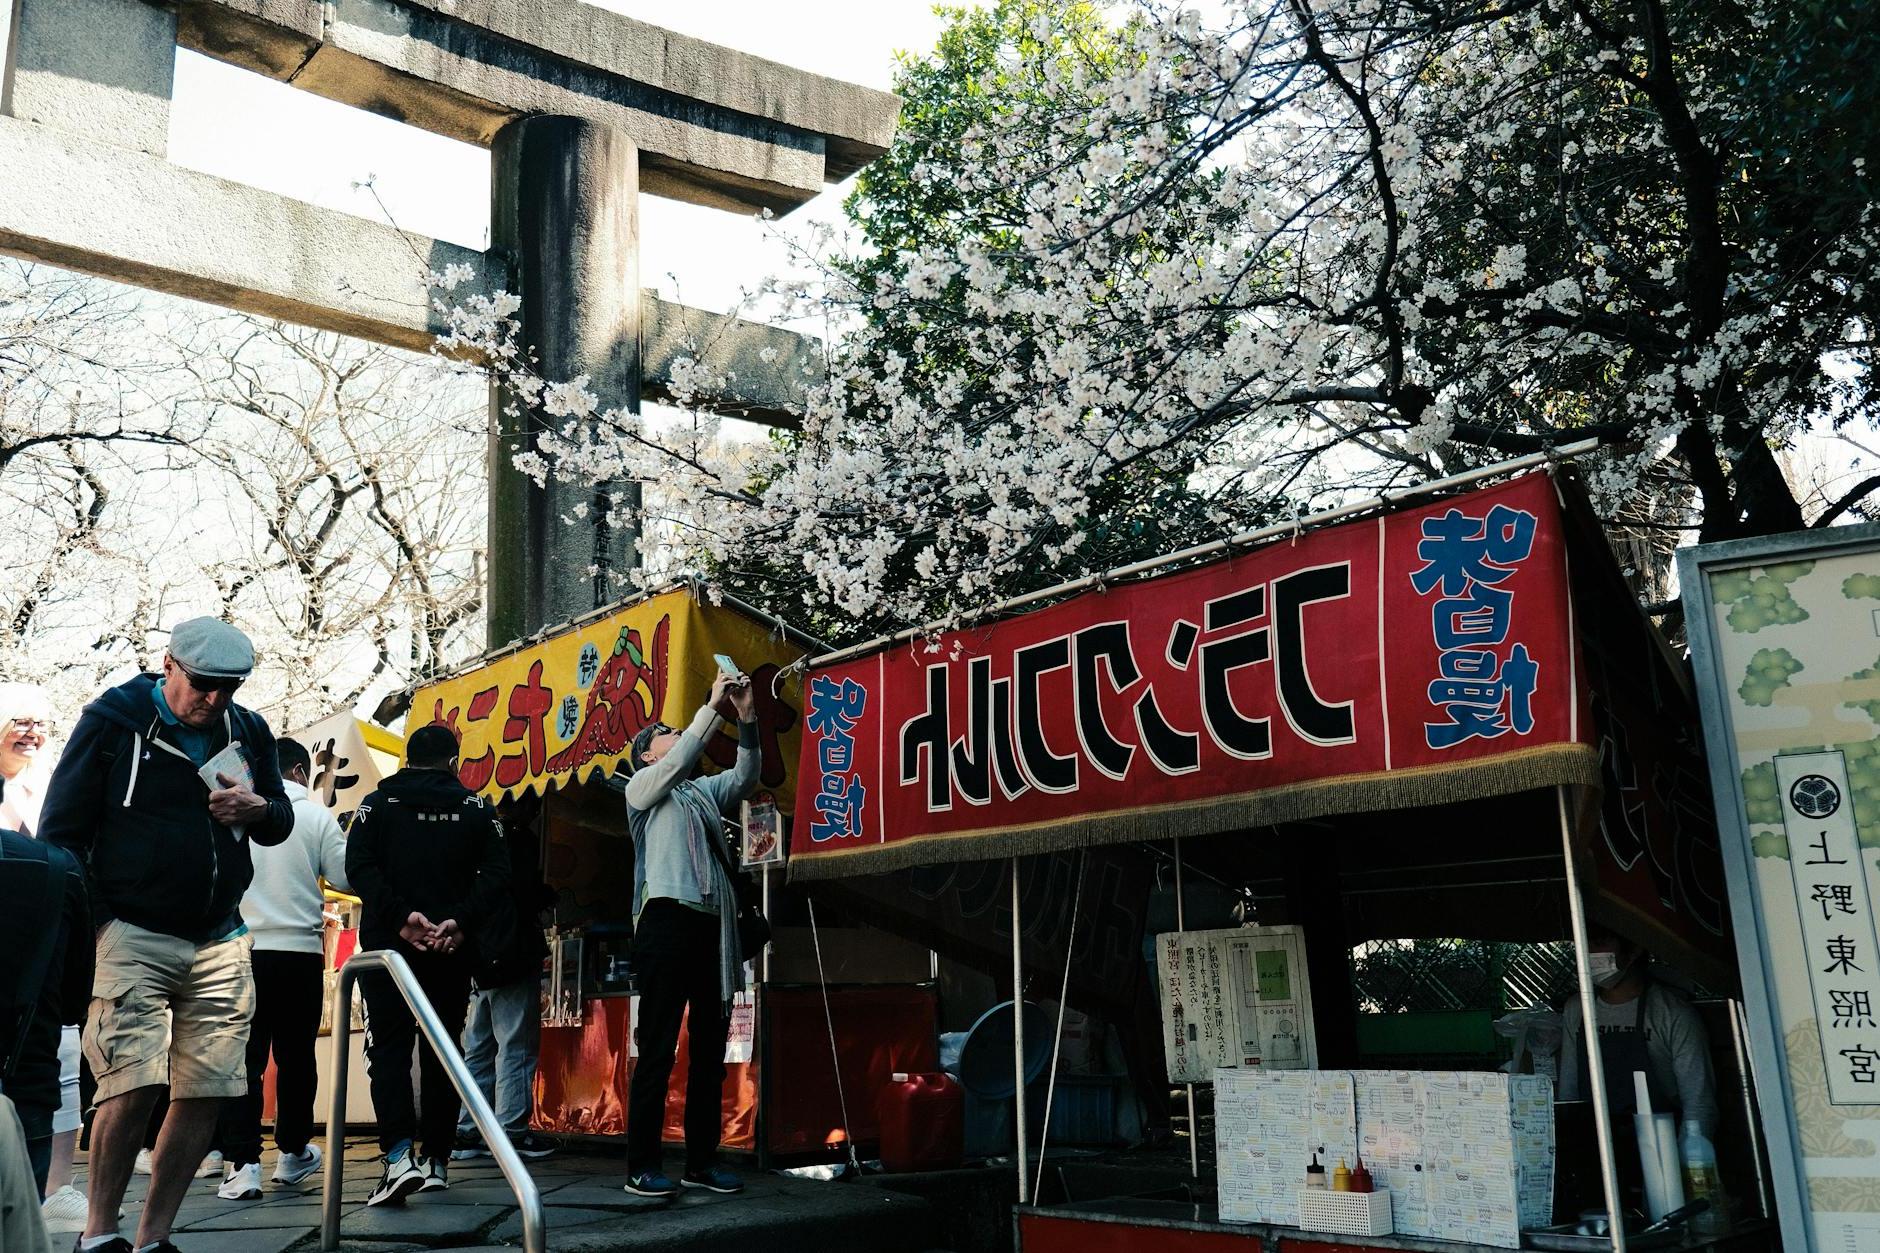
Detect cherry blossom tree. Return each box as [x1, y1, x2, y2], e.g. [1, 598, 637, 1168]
[2, 263, 485, 725]
[438, 0, 1878, 639]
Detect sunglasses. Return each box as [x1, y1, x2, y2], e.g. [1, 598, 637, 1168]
[177, 665, 243, 695]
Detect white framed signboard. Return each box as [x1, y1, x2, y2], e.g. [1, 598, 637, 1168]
[1682, 525, 1880, 1253]
[1155, 924, 1317, 1084]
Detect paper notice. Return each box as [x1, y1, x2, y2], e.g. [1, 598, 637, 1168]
[199, 741, 253, 840]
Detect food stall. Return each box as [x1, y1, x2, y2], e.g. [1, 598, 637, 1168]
[407, 582, 939, 1161]
[788, 458, 1780, 1252]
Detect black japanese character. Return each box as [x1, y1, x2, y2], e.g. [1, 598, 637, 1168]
[1825, 934, 1864, 976]
[1832, 990, 1878, 1029]
[1200, 585, 1271, 760]
[1812, 882, 1859, 921]
[1272, 565, 1356, 745]
[1805, 833, 1850, 866]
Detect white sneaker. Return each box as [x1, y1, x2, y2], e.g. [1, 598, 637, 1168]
[217, 1161, 262, 1200]
[196, 1149, 226, 1178]
[39, 1184, 87, 1227]
[417, 1156, 449, 1193]
[133, 1148, 155, 1175]
[272, 1143, 322, 1186]
[366, 1153, 426, 1207]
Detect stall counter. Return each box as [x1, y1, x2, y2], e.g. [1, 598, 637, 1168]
[1016, 1201, 1776, 1253]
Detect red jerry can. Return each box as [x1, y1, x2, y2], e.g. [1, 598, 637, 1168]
[878, 1071, 965, 1173]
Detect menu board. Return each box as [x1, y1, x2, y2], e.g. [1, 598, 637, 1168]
[1157, 925, 1316, 1083]
[1218, 1068, 1554, 1248]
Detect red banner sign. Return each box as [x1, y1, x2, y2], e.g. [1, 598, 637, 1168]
[790, 474, 1599, 878]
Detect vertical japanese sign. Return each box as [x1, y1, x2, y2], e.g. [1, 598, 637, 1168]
[792, 473, 1597, 877]
[1775, 753, 1880, 1102]
[1682, 528, 1880, 1253]
[411, 588, 809, 808]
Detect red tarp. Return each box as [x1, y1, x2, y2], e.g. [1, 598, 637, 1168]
[792, 473, 1597, 878]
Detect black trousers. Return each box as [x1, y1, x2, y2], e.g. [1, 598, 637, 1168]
[626, 900, 728, 1175]
[359, 951, 470, 1160]
[214, 949, 325, 1166]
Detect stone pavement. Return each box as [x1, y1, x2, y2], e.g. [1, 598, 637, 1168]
[49, 1137, 946, 1253]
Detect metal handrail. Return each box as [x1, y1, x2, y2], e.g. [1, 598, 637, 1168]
[321, 948, 546, 1253]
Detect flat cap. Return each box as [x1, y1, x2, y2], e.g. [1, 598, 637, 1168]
[167, 617, 256, 679]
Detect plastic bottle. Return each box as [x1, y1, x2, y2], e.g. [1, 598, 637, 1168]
[1679, 1122, 1727, 1235]
[1331, 1158, 1351, 1191]
[1306, 1151, 1327, 1189]
[1351, 1155, 1374, 1194]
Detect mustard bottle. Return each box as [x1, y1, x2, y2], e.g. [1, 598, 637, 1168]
[1331, 1158, 1351, 1191]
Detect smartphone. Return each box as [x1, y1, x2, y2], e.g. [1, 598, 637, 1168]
[713, 653, 743, 678]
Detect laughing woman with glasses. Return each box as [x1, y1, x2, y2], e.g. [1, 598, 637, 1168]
[0, 682, 54, 839]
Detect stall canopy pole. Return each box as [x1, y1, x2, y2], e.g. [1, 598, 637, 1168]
[1034, 850, 1090, 1201]
[1557, 785, 1628, 1253]
[1175, 837, 1199, 1180]
[1012, 857, 1031, 1205]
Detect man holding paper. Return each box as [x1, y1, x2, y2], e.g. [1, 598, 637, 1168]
[39, 617, 292, 1253]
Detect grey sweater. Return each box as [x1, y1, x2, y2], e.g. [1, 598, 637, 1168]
[1558, 981, 1719, 1134]
[624, 705, 759, 1002]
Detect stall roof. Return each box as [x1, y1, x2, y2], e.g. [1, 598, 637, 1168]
[407, 582, 827, 808]
[786, 451, 1736, 988]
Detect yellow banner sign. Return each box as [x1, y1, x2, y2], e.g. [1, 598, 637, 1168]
[410, 588, 810, 807]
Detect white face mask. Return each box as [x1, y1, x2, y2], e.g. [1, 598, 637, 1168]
[1588, 950, 1625, 988]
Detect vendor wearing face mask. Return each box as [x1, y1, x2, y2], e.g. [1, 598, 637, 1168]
[1558, 926, 1719, 1147]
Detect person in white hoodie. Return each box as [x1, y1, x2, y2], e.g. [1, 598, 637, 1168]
[212, 736, 348, 1200]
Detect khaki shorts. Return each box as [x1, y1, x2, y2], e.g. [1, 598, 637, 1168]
[83, 919, 255, 1105]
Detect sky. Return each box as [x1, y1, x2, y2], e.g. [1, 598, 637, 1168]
[165, 0, 957, 318]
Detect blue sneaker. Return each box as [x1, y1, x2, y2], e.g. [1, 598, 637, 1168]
[623, 1170, 678, 1198]
[681, 1166, 744, 1194]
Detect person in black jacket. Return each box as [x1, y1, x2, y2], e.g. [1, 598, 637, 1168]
[452, 795, 557, 1162]
[345, 723, 508, 1207]
[39, 618, 292, 1253]
[0, 825, 91, 1198]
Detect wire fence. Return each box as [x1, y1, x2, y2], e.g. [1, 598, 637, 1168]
[1350, 938, 1579, 1014]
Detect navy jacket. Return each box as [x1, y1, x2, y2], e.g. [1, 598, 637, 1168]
[0, 829, 91, 1111]
[344, 767, 509, 960]
[39, 675, 293, 943]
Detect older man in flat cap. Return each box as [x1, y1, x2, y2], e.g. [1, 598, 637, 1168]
[40, 618, 293, 1253]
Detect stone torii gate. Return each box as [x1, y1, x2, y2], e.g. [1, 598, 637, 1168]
[0, 0, 899, 644]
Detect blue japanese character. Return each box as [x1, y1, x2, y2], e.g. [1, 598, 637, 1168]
[557, 693, 579, 738]
[806, 675, 867, 736]
[818, 733, 855, 774]
[1433, 583, 1514, 650]
[1424, 644, 1539, 748]
[810, 773, 868, 843]
[577, 643, 601, 687]
[1501, 643, 1538, 734]
[1410, 505, 1539, 596]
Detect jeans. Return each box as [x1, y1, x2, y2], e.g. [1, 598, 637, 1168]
[625, 900, 727, 1176]
[216, 949, 325, 1166]
[457, 979, 542, 1138]
[359, 952, 471, 1160]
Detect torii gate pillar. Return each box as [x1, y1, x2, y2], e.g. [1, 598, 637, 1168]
[488, 117, 642, 646]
